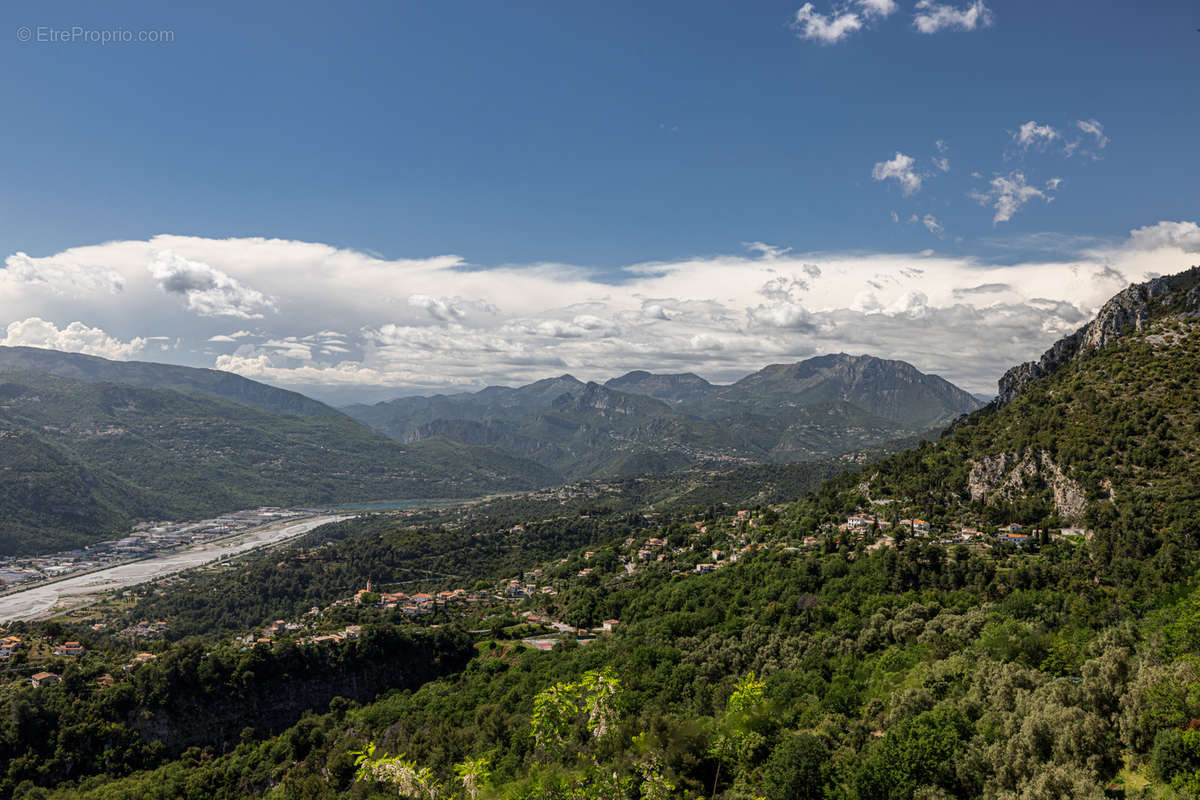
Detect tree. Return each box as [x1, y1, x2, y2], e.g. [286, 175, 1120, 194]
[762, 733, 830, 800]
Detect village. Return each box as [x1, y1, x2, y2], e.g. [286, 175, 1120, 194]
[0, 500, 1082, 692]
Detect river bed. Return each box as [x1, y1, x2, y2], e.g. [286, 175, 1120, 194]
[0, 514, 351, 622]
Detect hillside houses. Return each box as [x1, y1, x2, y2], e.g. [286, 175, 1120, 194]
[52, 641, 85, 657]
[0, 636, 21, 661]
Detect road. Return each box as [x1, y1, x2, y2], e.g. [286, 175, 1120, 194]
[0, 514, 352, 622]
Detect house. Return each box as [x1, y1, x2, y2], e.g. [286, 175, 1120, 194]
[124, 652, 157, 671]
[52, 641, 85, 657]
[31, 672, 61, 687]
[694, 563, 716, 574]
[342, 625, 362, 639]
[0, 636, 20, 660]
[600, 619, 620, 632]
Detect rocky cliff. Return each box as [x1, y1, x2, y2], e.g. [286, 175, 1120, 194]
[993, 266, 1200, 407]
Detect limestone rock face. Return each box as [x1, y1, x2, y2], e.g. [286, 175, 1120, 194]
[994, 266, 1200, 407]
[967, 449, 1088, 521]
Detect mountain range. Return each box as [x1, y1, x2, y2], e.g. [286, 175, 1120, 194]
[0, 347, 979, 555]
[342, 353, 983, 479]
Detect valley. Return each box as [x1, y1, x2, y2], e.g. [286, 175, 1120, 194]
[0, 268, 1198, 799]
[0, 511, 351, 621]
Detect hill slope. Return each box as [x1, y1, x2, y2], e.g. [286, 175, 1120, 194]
[0, 372, 555, 555]
[798, 266, 1200, 567]
[0, 346, 333, 416]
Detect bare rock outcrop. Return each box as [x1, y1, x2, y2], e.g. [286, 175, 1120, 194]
[993, 266, 1200, 407]
[967, 450, 1087, 521]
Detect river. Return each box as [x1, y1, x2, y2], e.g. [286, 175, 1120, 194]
[0, 514, 352, 622]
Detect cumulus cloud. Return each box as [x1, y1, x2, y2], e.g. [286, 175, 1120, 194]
[971, 171, 1059, 224]
[149, 250, 275, 318]
[1014, 120, 1060, 149]
[747, 302, 816, 331]
[1, 317, 145, 359]
[760, 275, 810, 301]
[913, 0, 993, 33]
[858, 0, 898, 17]
[791, 3, 864, 43]
[3, 229, 1198, 395]
[1127, 221, 1200, 253]
[872, 152, 923, 195]
[791, 0, 896, 44]
[409, 294, 465, 322]
[3, 252, 124, 295]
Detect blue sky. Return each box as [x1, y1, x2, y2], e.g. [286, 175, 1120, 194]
[1, 1, 1199, 400]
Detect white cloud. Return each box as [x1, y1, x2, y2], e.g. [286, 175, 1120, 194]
[743, 241, 792, 260]
[913, 0, 993, 33]
[1, 317, 145, 359]
[409, 294, 466, 322]
[1127, 221, 1200, 253]
[208, 330, 253, 343]
[1066, 118, 1109, 158]
[922, 214, 946, 238]
[971, 171, 1058, 224]
[3, 229, 1198, 395]
[791, 3, 864, 44]
[932, 156, 950, 173]
[148, 250, 275, 318]
[1014, 120, 1060, 149]
[872, 152, 923, 195]
[857, 0, 898, 17]
[1075, 118, 1108, 148]
[747, 302, 815, 331]
[3, 252, 124, 295]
